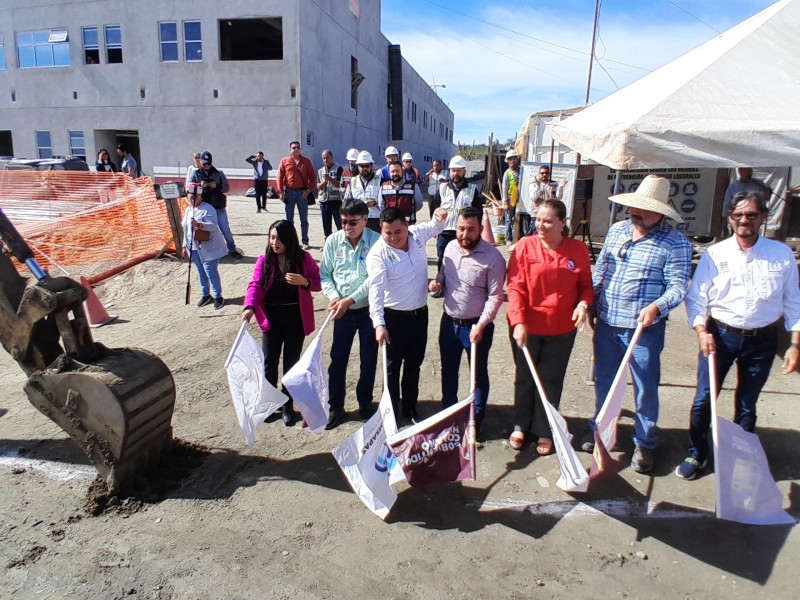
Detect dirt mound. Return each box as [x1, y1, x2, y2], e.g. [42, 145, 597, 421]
[84, 438, 211, 516]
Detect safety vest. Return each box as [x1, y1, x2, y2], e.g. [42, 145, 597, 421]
[439, 182, 478, 231]
[380, 180, 417, 222]
[346, 172, 382, 217]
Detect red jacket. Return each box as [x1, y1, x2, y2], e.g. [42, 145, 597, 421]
[506, 236, 593, 336]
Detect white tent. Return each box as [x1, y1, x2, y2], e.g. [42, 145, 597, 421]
[552, 0, 800, 170]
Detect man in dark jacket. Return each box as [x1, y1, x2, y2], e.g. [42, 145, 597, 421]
[245, 151, 273, 213]
[192, 150, 241, 259]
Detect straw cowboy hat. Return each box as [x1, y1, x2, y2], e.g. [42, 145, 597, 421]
[609, 174, 683, 222]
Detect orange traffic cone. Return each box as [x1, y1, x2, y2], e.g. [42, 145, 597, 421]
[482, 210, 496, 245]
[80, 276, 118, 328]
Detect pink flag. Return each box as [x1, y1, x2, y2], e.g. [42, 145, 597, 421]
[386, 395, 476, 487]
[590, 323, 644, 478]
[709, 353, 794, 525]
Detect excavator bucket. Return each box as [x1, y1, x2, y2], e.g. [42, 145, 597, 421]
[0, 207, 176, 494]
[25, 347, 176, 494]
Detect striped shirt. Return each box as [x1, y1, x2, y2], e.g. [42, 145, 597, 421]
[593, 219, 692, 329]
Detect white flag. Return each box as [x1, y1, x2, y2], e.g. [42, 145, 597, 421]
[522, 347, 588, 492]
[281, 315, 333, 434]
[225, 323, 288, 447]
[590, 323, 644, 478]
[332, 406, 399, 520]
[714, 417, 794, 525]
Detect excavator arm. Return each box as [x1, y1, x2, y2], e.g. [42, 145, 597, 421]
[0, 207, 176, 494]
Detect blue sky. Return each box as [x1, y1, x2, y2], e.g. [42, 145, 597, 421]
[382, 0, 776, 144]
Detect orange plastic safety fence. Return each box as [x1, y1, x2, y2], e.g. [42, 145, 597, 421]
[0, 171, 180, 279]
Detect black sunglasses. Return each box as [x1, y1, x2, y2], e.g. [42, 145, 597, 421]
[617, 239, 633, 260]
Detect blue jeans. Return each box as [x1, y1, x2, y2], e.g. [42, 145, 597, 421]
[591, 318, 666, 449]
[688, 322, 778, 462]
[505, 205, 516, 243]
[215, 208, 236, 253]
[190, 252, 222, 298]
[439, 315, 494, 426]
[328, 309, 378, 411]
[284, 189, 309, 245]
[320, 201, 342, 238]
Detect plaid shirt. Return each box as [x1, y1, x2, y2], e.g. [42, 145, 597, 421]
[593, 219, 692, 329]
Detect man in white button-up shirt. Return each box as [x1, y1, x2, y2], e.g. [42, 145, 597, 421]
[367, 206, 446, 421]
[676, 191, 800, 480]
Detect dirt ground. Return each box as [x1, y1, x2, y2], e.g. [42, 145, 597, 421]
[2, 195, 799, 599]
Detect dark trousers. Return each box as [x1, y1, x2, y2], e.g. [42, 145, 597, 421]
[320, 201, 343, 238]
[439, 314, 494, 426]
[262, 305, 305, 403]
[436, 230, 456, 271]
[510, 327, 576, 439]
[366, 217, 380, 233]
[688, 321, 778, 462]
[384, 307, 429, 417]
[328, 309, 378, 411]
[515, 213, 534, 240]
[428, 192, 441, 219]
[254, 180, 268, 210]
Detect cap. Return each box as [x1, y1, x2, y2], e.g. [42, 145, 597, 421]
[200, 151, 213, 165]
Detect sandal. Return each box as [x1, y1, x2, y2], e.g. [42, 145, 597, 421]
[536, 438, 554, 456]
[509, 431, 525, 450]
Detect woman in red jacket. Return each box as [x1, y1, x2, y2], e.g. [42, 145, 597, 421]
[242, 220, 321, 426]
[506, 200, 593, 454]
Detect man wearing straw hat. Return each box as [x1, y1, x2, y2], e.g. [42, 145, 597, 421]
[676, 190, 800, 480]
[584, 175, 692, 473]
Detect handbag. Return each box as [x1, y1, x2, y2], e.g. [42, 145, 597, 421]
[194, 228, 211, 242]
[307, 190, 316, 205]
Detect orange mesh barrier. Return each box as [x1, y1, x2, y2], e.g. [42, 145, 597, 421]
[0, 171, 180, 280]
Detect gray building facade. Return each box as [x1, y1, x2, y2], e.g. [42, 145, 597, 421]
[0, 0, 456, 189]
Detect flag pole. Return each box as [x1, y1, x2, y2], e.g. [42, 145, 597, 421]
[469, 337, 477, 394]
[709, 351, 722, 518]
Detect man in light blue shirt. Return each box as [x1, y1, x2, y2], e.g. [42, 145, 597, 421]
[320, 200, 381, 429]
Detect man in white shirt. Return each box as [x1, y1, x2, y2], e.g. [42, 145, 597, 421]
[367, 206, 447, 421]
[677, 191, 800, 480]
[721, 167, 771, 237]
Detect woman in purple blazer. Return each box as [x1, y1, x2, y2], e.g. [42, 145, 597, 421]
[242, 220, 321, 425]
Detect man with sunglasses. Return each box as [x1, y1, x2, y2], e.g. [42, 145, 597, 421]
[676, 191, 800, 480]
[320, 200, 381, 429]
[524, 164, 567, 236]
[584, 175, 692, 474]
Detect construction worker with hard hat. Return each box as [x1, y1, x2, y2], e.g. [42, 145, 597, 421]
[501, 149, 523, 244]
[401, 152, 421, 187]
[380, 146, 400, 181]
[344, 151, 383, 232]
[341, 148, 360, 191]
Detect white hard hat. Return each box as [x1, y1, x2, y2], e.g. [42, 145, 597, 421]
[384, 146, 399, 157]
[346, 148, 359, 162]
[402, 152, 413, 161]
[505, 149, 519, 161]
[449, 155, 467, 170]
[356, 150, 374, 165]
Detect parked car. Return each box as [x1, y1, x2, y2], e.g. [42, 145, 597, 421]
[1, 156, 90, 171]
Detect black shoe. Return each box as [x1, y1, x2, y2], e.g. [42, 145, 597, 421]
[196, 295, 213, 307]
[228, 250, 243, 259]
[282, 405, 296, 427]
[402, 409, 421, 424]
[358, 406, 376, 422]
[213, 297, 225, 310]
[325, 408, 347, 430]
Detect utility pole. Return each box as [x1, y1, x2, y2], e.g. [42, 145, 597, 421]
[584, 0, 601, 105]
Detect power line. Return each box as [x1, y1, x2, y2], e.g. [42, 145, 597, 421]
[422, 0, 652, 73]
[664, 0, 722, 33]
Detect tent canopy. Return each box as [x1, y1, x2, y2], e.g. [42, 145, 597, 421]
[552, 0, 800, 170]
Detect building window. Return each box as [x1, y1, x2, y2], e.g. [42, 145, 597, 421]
[184, 21, 202, 62]
[36, 131, 53, 158]
[159, 22, 178, 62]
[219, 18, 282, 61]
[412, 102, 417, 123]
[423, 111, 427, 128]
[350, 56, 358, 110]
[0, 35, 5, 70]
[17, 30, 70, 69]
[68, 130, 85, 158]
[105, 25, 122, 63]
[82, 27, 99, 64]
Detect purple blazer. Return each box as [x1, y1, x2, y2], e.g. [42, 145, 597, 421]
[244, 253, 321, 335]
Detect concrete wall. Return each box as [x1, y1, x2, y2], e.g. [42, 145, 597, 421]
[0, 0, 456, 183]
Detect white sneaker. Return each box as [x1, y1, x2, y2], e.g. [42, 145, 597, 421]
[301, 244, 311, 251]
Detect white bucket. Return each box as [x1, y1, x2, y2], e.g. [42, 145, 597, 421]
[493, 225, 506, 245]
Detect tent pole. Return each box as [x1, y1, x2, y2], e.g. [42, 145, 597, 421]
[608, 169, 622, 230]
[585, 0, 601, 105]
